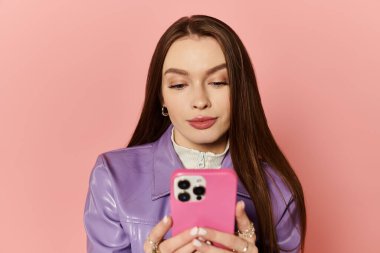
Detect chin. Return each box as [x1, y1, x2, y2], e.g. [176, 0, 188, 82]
[188, 133, 223, 145]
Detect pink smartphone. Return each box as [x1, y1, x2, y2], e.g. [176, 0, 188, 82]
[170, 169, 238, 238]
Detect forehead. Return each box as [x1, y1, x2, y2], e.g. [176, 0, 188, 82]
[162, 36, 226, 75]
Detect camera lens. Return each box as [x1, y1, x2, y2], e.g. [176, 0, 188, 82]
[178, 180, 190, 190]
[178, 192, 190, 202]
[193, 186, 205, 195]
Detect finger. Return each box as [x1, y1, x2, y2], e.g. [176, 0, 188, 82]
[235, 201, 256, 243]
[194, 227, 258, 253]
[194, 236, 258, 253]
[192, 238, 231, 253]
[172, 241, 197, 253]
[144, 216, 172, 252]
[159, 226, 200, 252]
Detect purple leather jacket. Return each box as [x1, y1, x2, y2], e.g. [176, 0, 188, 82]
[83, 124, 301, 253]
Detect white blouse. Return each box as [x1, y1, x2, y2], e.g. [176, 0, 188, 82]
[170, 127, 229, 169]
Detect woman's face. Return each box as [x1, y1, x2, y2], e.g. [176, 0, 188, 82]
[161, 36, 230, 153]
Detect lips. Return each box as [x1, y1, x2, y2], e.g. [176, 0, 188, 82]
[187, 116, 217, 130]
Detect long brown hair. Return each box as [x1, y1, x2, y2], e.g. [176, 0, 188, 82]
[127, 15, 306, 253]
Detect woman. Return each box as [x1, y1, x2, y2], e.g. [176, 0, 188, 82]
[84, 15, 306, 253]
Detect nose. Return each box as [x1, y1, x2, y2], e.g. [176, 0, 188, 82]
[191, 85, 211, 110]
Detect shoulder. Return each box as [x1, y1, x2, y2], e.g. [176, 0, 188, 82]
[87, 142, 158, 202]
[261, 161, 294, 225]
[88, 142, 156, 187]
[97, 142, 155, 173]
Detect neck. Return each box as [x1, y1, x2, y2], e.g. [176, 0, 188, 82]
[173, 130, 229, 154]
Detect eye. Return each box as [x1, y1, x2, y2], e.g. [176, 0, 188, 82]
[168, 83, 186, 90]
[209, 81, 228, 87]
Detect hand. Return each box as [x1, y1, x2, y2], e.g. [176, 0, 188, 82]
[143, 215, 200, 253]
[190, 201, 258, 253]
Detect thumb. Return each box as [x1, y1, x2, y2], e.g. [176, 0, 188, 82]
[149, 215, 172, 242]
[144, 216, 172, 253]
[236, 201, 251, 231]
[235, 201, 256, 243]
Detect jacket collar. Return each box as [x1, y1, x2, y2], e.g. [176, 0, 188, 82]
[151, 124, 250, 200]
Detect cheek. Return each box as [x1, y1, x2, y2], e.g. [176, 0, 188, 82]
[215, 92, 231, 112]
[166, 100, 185, 120]
[165, 97, 183, 109]
[162, 87, 180, 104]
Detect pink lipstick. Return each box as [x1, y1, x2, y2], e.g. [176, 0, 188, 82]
[187, 116, 217, 130]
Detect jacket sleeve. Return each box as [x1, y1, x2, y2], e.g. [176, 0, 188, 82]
[276, 196, 302, 253]
[83, 154, 131, 253]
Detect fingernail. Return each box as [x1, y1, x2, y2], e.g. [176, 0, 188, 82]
[163, 215, 169, 224]
[190, 226, 198, 236]
[198, 227, 207, 235]
[193, 239, 202, 247]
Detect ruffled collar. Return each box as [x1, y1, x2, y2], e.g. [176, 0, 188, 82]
[170, 127, 229, 169]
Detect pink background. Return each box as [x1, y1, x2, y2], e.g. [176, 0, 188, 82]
[0, 0, 379, 252]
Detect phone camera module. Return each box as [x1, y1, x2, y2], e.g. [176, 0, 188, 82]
[178, 192, 191, 202]
[178, 180, 191, 190]
[193, 186, 205, 196]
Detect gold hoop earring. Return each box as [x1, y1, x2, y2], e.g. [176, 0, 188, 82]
[161, 106, 169, 117]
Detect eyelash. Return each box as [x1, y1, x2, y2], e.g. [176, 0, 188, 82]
[168, 82, 228, 90]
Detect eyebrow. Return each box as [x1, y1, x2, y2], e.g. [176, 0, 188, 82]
[164, 63, 227, 76]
